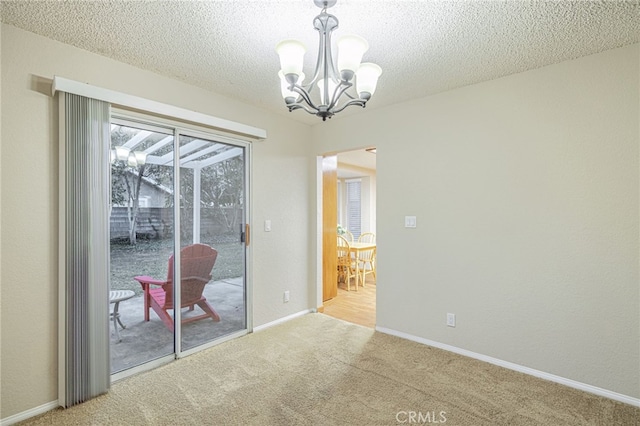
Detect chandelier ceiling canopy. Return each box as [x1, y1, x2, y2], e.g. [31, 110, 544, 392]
[276, 0, 382, 121]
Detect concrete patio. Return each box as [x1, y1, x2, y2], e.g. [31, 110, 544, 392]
[109, 276, 245, 373]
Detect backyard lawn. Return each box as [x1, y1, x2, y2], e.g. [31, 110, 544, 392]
[110, 237, 244, 296]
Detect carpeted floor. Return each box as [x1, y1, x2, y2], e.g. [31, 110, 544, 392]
[20, 314, 639, 425]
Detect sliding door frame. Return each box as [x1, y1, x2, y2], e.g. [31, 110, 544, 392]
[109, 109, 253, 376]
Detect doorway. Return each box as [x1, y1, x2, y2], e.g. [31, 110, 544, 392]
[109, 115, 249, 375]
[321, 148, 377, 328]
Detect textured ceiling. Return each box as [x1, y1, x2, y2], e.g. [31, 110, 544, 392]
[2, 0, 639, 127]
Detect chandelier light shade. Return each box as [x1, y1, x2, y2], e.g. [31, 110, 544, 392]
[356, 63, 383, 99]
[276, 40, 306, 76]
[115, 146, 130, 161]
[336, 35, 368, 77]
[127, 152, 138, 167]
[275, 0, 382, 121]
[134, 151, 147, 166]
[112, 146, 147, 167]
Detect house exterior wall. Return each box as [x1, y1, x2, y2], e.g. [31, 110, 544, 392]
[0, 23, 313, 418]
[128, 179, 169, 208]
[311, 44, 640, 399]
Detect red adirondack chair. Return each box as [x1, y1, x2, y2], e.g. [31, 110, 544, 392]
[134, 243, 221, 331]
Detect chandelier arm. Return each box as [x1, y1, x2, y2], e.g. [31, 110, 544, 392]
[322, 39, 330, 108]
[326, 81, 353, 111]
[324, 27, 340, 85]
[290, 84, 321, 112]
[331, 98, 367, 114]
[306, 40, 322, 87]
[287, 103, 320, 115]
[341, 91, 357, 100]
[308, 9, 340, 89]
[307, 30, 325, 87]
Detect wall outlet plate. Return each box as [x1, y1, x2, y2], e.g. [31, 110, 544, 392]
[283, 291, 290, 303]
[405, 216, 417, 228]
[446, 313, 456, 327]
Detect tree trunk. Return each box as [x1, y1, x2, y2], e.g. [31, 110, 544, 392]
[123, 165, 146, 245]
[128, 204, 138, 245]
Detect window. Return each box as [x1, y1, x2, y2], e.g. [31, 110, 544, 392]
[346, 179, 361, 239]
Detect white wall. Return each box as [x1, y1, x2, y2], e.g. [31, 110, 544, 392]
[0, 24, 313, 418]
[312, 44, 640, 399]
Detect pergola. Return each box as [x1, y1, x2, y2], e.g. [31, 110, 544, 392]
[112, 126, 243, 243]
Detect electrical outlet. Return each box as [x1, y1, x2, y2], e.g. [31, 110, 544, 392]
[446, 313, 456, 327]
[264, 220, 272, 232]
[283, 291, 290, 303]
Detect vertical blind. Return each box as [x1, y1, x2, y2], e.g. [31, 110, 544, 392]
[60, 92, 111, 407]
[346, 180, 362, 239]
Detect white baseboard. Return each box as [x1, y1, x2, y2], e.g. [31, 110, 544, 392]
[376, 326, 640, 408]
[1, 400, 59, 426]
[253, 309, 313, 332]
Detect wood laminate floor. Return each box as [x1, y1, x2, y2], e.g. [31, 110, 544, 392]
[322, 275, 376, 328]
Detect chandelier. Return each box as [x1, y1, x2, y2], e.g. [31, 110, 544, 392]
[276, 0, 382, 121]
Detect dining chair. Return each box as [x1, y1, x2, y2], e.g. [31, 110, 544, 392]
[337, 235, 358, 291]
[342, 229, 355, 243]
[357, 232, 376, 284]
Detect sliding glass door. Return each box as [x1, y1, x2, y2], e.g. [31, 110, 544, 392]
[178, 133, 247, 352]
[109, 121, 175, 372]
[109, 118, 248, 374]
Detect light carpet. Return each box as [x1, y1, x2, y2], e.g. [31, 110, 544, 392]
[21, 314, 639, 425]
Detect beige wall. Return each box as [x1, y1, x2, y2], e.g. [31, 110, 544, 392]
[0, 17, 3, 413]
[312, 44, 640, 398]
[0, 24, 313, 418]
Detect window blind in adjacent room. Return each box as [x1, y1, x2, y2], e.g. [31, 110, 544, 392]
[346, 179, 362, 239]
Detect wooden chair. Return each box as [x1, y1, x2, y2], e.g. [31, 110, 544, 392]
[337, 235, 358, 291]
[342, 229, 355, 243]
[357, 232, 376, 284]
[134, 243, 221, 332]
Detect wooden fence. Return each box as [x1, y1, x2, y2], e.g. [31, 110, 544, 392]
[110, 207, 240, 241]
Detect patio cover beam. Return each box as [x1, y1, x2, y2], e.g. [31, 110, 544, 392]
[193, 168, 201, 244]
[144, 135, 174, 154]
[198, 147, 242, 168]
[122, 130, 153, 150]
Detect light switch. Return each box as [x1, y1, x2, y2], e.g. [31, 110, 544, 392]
[405, 216, 417, 228]
[264, 220, 272, 232]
